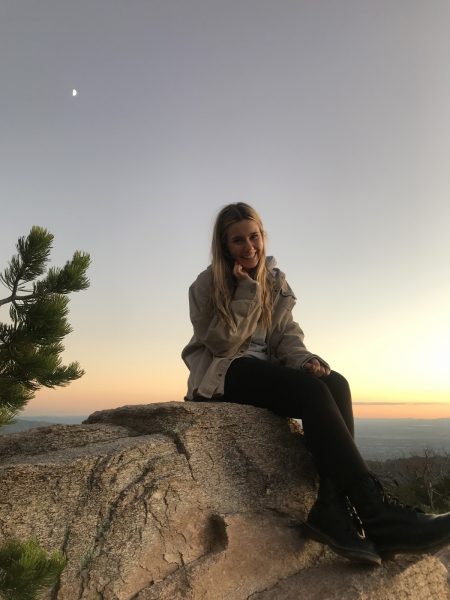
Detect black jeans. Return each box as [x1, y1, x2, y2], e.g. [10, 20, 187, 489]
[221, 357, 369, 489]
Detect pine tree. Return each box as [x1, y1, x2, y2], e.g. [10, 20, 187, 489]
[0, 539, 67, 600]
[0, 226, 90, 426]
[0, 227, 89, 597]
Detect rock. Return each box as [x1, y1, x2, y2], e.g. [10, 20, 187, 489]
[248, 553, 449, 599]
[0, 401, 448, 599]
[437, 546, 450, 586]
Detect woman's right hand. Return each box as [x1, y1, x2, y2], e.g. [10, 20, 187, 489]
[233, 261, 252, 281]
[303, 358, 331, 377]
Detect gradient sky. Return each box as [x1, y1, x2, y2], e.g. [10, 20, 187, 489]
[1, 1, 449, 418]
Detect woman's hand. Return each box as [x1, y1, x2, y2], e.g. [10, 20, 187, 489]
[233, 261, 252, 281]
[303, 358, 331, 377]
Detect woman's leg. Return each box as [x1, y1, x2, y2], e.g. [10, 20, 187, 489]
[321, 371, 354, 438]
[223, 357, 368, 490]
[223, 357, 380, 565]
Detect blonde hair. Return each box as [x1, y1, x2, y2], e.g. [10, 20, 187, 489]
[211, 203, 273, 330]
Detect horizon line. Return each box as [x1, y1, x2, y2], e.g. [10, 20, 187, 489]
[354, 402, 450, 406]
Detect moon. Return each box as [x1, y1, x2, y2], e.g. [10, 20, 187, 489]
[72, 89, 78, 97]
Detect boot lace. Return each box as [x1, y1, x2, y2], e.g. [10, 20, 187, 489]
[370, 474, 424, 513]
[341, 496, 366, 538]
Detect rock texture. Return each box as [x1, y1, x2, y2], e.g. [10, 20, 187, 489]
[0, 401, 448, 599]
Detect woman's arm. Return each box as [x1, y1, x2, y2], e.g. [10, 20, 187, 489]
[189, 271, 262, 357]
[270, 282, 330, 374]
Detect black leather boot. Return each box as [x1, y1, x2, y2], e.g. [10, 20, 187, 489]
[302, 478, 381, 565]
[348, 474, 450, 557]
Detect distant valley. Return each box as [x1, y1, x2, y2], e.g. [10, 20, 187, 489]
[355, 418, 450, 460]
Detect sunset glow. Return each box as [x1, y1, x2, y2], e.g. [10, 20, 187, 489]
[3, 2, 449, 422]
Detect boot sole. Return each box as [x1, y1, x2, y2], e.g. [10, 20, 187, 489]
[301, 522, 382, 566]
[377, 534, 450, 559]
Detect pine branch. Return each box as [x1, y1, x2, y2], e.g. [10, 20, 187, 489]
[1, 239, 90, 306]
[0, 538, 66, 600]
[0, 379, 34, 421]
[35, 251, 90, 296]
[0, 227, 53, 305]
[0, 403, 17, 428]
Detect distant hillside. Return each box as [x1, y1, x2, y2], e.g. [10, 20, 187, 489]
[0, 415, 87, 435]
[355, 418, 450, 460]
[0, 419, 55, 433]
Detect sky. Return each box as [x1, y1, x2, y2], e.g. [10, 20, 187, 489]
[1, 1, 449, 419]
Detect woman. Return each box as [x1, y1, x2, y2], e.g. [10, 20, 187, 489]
[182, 202, 450, 565]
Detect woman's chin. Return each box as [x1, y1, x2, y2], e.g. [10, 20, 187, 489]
[242, 261, 259, 274]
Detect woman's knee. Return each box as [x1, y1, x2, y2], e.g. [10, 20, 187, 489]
[323, 371, 351, 397]
[322, 370, 354, 434]
[297, 375, 348, 425]
[293, 371, 335, 405]
[267, 368, 333, 417]
[325, 370, 349, 386]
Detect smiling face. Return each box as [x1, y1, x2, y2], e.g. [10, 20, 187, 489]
[225, 219, 264, 271]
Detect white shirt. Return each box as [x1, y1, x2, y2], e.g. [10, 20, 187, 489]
[242, 321, 269, 361]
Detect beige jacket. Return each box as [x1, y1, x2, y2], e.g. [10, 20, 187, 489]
[181, 257, 329, 399]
